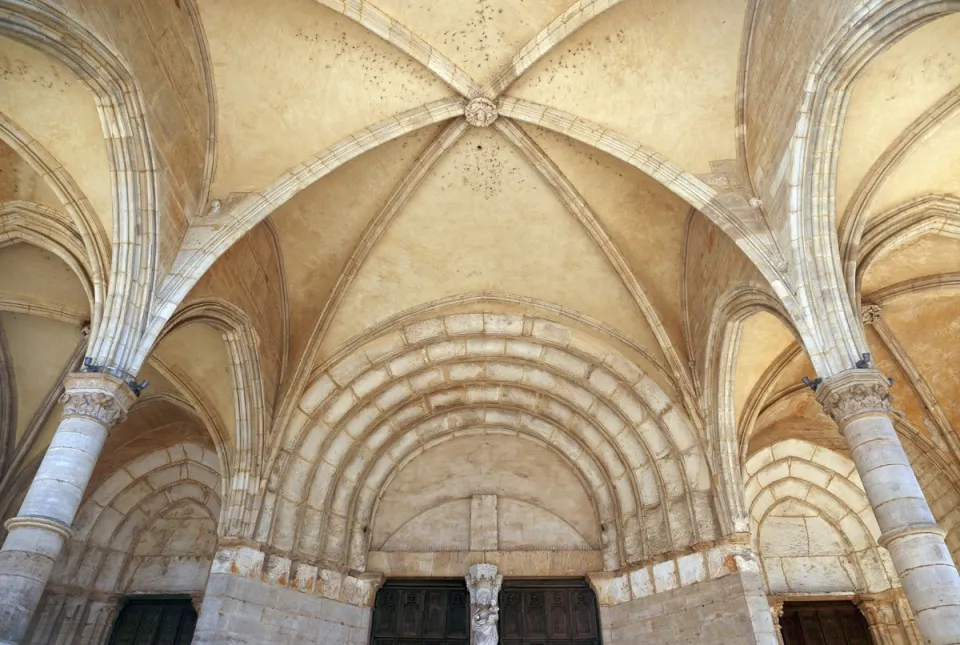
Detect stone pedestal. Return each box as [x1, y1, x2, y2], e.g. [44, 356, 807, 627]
[817, 369, 960, 645]
[0, 372, 135, 645]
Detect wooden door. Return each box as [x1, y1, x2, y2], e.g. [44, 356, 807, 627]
[780, 602, 872, 645]
[108, 598, 197, 645]
[498, 579, 601, 645]
[370, 579, 470, 645]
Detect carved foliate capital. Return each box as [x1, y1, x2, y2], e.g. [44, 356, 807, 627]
[59, 372, 137, 427]
[815, 368, 891, 426]
[854, 591, 900, 627]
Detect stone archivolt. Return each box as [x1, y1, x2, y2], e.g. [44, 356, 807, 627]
[261, 311, 717, 575]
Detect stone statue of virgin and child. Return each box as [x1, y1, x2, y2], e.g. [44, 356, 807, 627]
[466, 563, 502, 645]
[472, 587, 499, 645]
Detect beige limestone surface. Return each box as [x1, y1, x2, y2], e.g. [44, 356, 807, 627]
[1, 2, 960, 643]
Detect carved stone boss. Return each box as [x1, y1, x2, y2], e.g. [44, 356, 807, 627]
[465, 97, 498, 128]
[466, 563, 502, 645]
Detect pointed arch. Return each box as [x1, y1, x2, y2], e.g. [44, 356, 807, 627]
[496, 98, 795, 311]
[0, 114, 107, 330]
[142, 98, 466, 369]
[0, 0, 158, 373]
[703, 285, 797, 535]
[745, 439, 897, 594]
[0, 201, 96, 312]
[786, 0, 960, 377]
[160, 299, 267, 539]
[856, 194, 960, 293]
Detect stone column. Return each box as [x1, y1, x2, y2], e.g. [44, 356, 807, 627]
[816, 369, 960, 645]
[768, 598, 785, 645]
[0, 372, 136, 645]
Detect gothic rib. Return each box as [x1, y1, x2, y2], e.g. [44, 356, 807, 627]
[314, 0, 481, 97]
[866, 315, 960, 464]
[482, 0, 631, 98]
[856, 194, 960, 295]
[0, 337, 84, 499]
[0, 1, 161, 371]
[493, 118, 700, 427]
[840, 84, 960, 294]
[787, 1, 956, 377]
[869, 272, 960, 302]
[0, 300, 87, 325]
[496, 98, 788, 291]
[265, 119, 468, 452]
[147, 97, 466, 367]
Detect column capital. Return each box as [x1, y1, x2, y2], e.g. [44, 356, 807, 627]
[60, 371, 138, 427]
[815, 368, 891, 425]
[60, 372, 137, 429]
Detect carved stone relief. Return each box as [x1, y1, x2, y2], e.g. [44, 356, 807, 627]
[59, 372, 137, 427]
[466, 563, 502, 645]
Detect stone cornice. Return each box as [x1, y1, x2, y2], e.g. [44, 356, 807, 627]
[59, 372, 137, 428]
[815, 368, 892, 426]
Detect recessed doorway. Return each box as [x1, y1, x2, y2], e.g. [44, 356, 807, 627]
[369, 578, 602, 645]
[780, 601, 872, 645]
[107, 596, 197, 645]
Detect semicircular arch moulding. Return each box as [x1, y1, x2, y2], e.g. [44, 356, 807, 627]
[51, 442, 222, 595]
[744, 439, 898, 595]
[370, 428, 602, 552]
[257, 310, 720, 575]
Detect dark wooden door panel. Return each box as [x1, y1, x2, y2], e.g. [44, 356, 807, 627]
[371, 579, 600, 645]
[498, 579, 601, 645]
[371, 580, 470, 645]
[780, 602, 871, 645]
[108, 598, 196, 645]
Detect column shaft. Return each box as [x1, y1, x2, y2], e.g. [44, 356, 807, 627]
[818, 369, 960, 645]
[0, 372, 134, 645]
